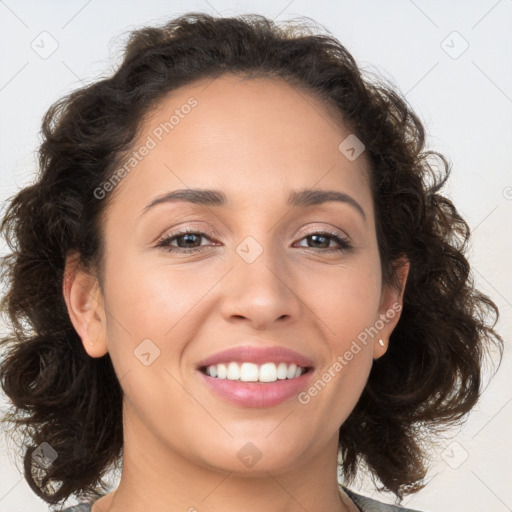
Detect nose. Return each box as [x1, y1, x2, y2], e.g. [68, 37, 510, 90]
[220, 240, 302, 330]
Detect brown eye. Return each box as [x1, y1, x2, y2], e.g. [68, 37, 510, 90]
[295, 231, 352, 252]
[156, 229, 217, 254]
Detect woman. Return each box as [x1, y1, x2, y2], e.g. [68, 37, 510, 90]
[0, 12, 503, 512]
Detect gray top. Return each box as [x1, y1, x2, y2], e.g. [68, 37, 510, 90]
[59, 486, 425, 512]
[343, 486, 424, 511]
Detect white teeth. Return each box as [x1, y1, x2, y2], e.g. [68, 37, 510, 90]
[286, 363, 297, 379]
[259, 362, 277, 382]
[240, 362, 259, 382]
[227, 362, 240, 380]
[203, 362, 307, 382]
[276, 362, 288, 380]
[217, 363, 227, 379]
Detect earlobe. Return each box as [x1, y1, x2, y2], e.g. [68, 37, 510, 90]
[62, 252, 108, 358]
[373, 333, 388, 359]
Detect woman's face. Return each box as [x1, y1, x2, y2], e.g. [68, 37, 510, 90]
[67, 74, 406, 475]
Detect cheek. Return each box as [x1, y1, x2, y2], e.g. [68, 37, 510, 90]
[104, 256, 212, 334]
[100, 259, 200, 424]
[297, 263, 380, 418]
[101, 255, 226, 381]
[307, 258, 382, 342]
[299, 255, 382, 408]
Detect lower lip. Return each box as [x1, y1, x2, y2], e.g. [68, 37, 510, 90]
[197, 369, 313, 408]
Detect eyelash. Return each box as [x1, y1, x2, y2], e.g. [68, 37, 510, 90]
[155, 227, 353, 254]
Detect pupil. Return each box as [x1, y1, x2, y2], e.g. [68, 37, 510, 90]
[311, 234, 328, 248]
[179, 234, 199, 248]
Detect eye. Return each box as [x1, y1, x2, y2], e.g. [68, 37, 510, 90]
[156, 228, 218, 254]
[156, 228, 352, 254]
[294, 230, 352, 253]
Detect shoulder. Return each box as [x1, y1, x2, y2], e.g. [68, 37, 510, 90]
[341, 485, 426, 512]
[58, 495, 105, 511]
[59, 505, 92, 512]
[58, 492, 106, 511]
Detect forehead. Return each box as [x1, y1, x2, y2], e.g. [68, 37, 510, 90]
[106, 74, 372, 218]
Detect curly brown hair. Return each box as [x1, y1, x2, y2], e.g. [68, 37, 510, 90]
[0, 11, 504, 507]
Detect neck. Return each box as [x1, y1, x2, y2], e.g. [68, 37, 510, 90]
[98, 405, 352, 512]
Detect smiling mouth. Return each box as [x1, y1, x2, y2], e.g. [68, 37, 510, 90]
[199, 361, 313, 383]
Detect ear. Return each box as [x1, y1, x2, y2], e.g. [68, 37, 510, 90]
[62, 252, 108, 358]
[373, 256, 410, 359]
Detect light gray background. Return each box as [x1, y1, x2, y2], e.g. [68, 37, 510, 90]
[0, 1, 511, 511]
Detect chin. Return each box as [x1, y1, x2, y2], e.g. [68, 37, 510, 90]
[192, 439, 307, 476]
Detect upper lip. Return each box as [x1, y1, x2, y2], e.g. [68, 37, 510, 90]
[196, 345, 314, 369]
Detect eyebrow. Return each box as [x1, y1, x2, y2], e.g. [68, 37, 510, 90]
[141, 188, 366, 220]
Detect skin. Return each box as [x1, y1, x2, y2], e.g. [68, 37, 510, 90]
[64, 74, 409, 512]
